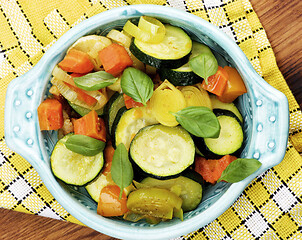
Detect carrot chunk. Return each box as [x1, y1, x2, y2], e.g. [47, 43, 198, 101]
[37, 98, 63, 131]
[194, 155, 237, 184]
[58, 49, 94, 74]
[98, 43, 133, 77]
[73, 110, 106, 142]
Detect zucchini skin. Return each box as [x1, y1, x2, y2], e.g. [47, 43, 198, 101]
[158, 68, 202, 86]
[194, 109, 244, 159]
[130, 39, 191, 69]
[111, 106, 128, 148]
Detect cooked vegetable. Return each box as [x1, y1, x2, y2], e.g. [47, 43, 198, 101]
[217, 66, 247, 103]
[73, 110, 106, 142]
[111, 143, 134, 198]
[51, 134, 104, 186]
[68, 101, 104, 117]
[121, 67, 154, 106]
[58, 49, 94, 74]
[158, 41, 212, 86]
[64, 134, 105, 156]
[194, 109, 243, 159]
[179, 85, 212, 109]
[105, 93, 126, 136]
[140, 176, 202, 212]
[114, 106, 158, 150]
[130, 25, 192, 69]
[51, 66, 108, 110]
[126, 187, 183, 220]
[210, 94, 243, 122]
[171, 106, 220, 138]
[150, 80, 186, 127]
[73, 71, 118, 91]
[129, 125, 195, 179]
[123, 16, 166, 44]
[217, 158, 262, 183]
[194, 155, 237, 184]
[107, 29, 132, 48]
[201, 66, 228, 96]
[97, 185, 128, 217]
[123, 93, 144, 109]
[98, 43, 133, 77]
[189, 51, 218, 84]
[37, 98, 63, 131]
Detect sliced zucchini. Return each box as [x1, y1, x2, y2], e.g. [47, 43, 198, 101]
[111, 106, 128, 148]
[194, 109, 244, 159]
[158, 41, 212, 86]
[129, 125, 195, 179]
[68, 101, 104, 116]
[51, 134, 104, 186]
[104, 93, 125, 136]
[114, 106, 158, 150]
[130, 25, 192, 69]
[140, 176, 202, 212]
[210, 94, 243, 122]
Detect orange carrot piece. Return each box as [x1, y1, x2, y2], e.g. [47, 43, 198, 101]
[98, 43, 133, 77]
[58, 49, 94, 74]
[218, 66, 247, 103]
[73, 110, 106, 142]
[123, 93, 144, 109]
[37, 98, 63, 131]
[97, 185, 128, 217]
[102, 142, 115, 176]
[194, 155, 237, 184]
[201, 66, 229, 97]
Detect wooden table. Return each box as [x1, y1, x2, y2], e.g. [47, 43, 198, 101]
[1, 1, 301, 239]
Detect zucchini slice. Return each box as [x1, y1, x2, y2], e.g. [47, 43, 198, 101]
[51, 134, 104, 186]
[210, 94, 243, 122]
[129, 125, 195, 179]
[194, 109, 244, 159]
[130, 25, 192, 69]
[140, 176, 202, 212]
[104, 93, 125, 136]
[158, 41, 212, 86]
[114, 106, 158, 150]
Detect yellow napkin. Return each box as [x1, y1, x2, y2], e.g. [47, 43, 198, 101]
[0, 0, 301, 239]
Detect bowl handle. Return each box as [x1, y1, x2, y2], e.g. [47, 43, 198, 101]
[4, 67, 49, 167]
[242, 76, 289, 170]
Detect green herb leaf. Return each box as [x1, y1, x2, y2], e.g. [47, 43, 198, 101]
[64, 134, 105, 156]
[171, 106, 220, 138]
[73, 71, 118, 91]
[217, 158, 262, 183]
[121, 67, 154, 105]
[111, 143, 134, 198]
[189, 52, 218, 84]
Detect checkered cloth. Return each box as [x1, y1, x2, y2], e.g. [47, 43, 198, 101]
[1, 0, 301, 239]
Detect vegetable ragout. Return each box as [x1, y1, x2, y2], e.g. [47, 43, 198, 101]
[37, 16, 261, 224]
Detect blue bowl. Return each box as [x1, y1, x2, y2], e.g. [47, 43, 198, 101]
[4, 5, 289, 240]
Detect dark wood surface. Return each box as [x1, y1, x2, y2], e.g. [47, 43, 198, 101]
[1, 1, 301, 239]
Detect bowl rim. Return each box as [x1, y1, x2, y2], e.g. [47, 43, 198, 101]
[4, 4, 289, 240]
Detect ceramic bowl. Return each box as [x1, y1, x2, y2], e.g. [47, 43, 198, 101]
[4, 5, 289, 240]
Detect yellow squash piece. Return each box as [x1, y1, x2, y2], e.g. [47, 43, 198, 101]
[150, 80, 186, 126]
[179, 85, 212, 109]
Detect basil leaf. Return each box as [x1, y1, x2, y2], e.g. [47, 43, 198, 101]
[64, 134, 105, 156]
[74, 71, 118, 91]
[171, 106, 220, 138]
[121, 67, 154, 105]
[111, 143, 134, 198]
[189, 52, 218, 84]
[217, 158, 262, 183]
